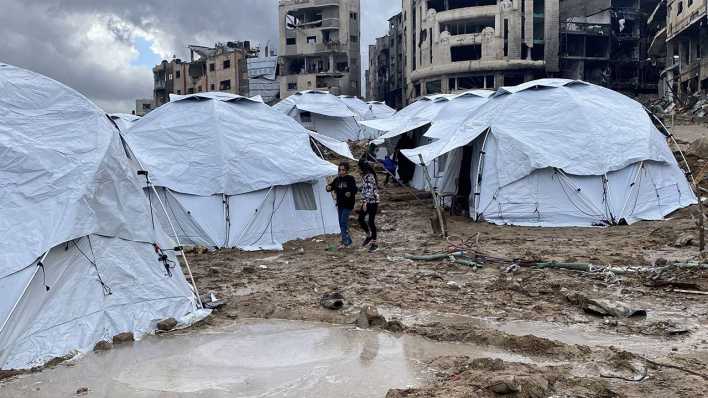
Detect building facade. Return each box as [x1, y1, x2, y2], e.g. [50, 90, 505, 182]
[664, 0, 708, 99]
[134, 99, 154, 117]
[401, 0, 560, 102]
[153, 41, 257, 107]
[278, 0, 362, 98]
[559, 0, 660, 93]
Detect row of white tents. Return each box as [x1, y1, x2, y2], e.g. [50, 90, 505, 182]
[0, 61, 697, 370]
[364, 79, 697, 227]
[273, 90, 394, 141]
[0, 66, 366, 370]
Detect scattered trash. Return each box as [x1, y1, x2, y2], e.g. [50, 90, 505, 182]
[200, 291, 226, 310]
[566, 293, 647, 318]
[76, 387, 89, 396]
[258, 265, 268, 270]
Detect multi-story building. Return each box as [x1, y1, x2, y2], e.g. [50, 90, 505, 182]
[664, 0, 708, 99]
[368, 12, 406, 109]
[152, 41, 258, 107]
[134, 99, 154, 117]
[278, 0, 362, 98]
[559, 0, 660, 93]
[401, 0, 560, 102]
[368, 35, 390, 102]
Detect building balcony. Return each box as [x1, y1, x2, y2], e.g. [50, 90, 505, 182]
[560, 22, 611, 36]
[436, 5, 497, 24]
[154, 80, 166, 90]
[281, 0, 340, 11]
[410, 59, 545, 82]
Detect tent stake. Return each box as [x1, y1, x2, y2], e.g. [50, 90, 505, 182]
[419, 154, 447, 238]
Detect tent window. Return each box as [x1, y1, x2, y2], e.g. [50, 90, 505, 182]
[300, 111, 312, 123]
[293, 183, 318, 210]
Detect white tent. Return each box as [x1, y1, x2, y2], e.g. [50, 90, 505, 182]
[0, 63, 200, 370]
[109, 113, 140, 132]
[403, 79, 697, 227]
[273, 90, 362, 141]
[363, 92, 492, 191]
[366, 101, 396, 120]
[126, 92, 341, 251]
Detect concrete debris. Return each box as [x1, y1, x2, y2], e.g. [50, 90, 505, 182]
[320, 291, 345, 310]
[566, 293, 647, 318]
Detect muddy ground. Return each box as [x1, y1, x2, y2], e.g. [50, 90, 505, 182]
[3, 126, 708, 397]
[179, 126, 708, 397]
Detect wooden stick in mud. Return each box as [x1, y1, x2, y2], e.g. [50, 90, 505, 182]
[418, 154, 447, 238]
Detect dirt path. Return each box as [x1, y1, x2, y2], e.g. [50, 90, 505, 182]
[187, 178, 708, 397]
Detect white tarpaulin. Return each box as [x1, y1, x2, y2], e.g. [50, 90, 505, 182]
[126, 92, 340, 249]
[402, 79, 696, 226]
[274, 91, 362, 141]
[126, 93, 337, 196]
[366, 101, 396, 119]
[0, 63, 199, 370]
[423, 90, 493, 140]
[109, 113, 140, 132]
[308, 130, 356, 160]
[361, 95, 454, 140]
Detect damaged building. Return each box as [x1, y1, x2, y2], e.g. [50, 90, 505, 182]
[153, 41, 258, 107]
[660, 0, 708, 101]
[402, 0, 560, 101]
[559, 0, 661, 92]
[278, 0, 362, 98]
[368, 12, 406, 108]
[367, 1, 665, 106]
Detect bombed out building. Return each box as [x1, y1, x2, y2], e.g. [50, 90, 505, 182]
[367, 0, 663, 107]
[278, 0, 362, 98]
[559, 0, 661, 92]
[368, 12, 406, 109]
[152, 41, 258, 107]
[402, 0, 561, 102]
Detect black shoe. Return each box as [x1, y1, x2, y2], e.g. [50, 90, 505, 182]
[362, 236, 372, 247]
[368, 243, 379, 253]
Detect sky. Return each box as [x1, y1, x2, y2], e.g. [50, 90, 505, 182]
[0, 0, 400, 113]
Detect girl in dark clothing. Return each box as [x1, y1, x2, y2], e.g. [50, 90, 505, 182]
[358, 160, 380, 253]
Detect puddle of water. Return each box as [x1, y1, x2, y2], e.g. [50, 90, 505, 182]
[0, 320, 531, 398]
[378, 306, 708, 358]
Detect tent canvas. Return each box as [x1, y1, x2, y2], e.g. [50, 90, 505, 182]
[109, 113, 140, 132]
[273, 91, 363, 141]
[366, 101, 396, 120]
[366, 91, 492, 191]
[0, 63, 200, 370]
[402, 79, 697, 226]
[126, 92, 340, 250]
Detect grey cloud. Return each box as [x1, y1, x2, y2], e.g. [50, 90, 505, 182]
[1, 0, 400, 112]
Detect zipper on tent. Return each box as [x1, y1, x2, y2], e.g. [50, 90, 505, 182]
[223, 194, 231, 248]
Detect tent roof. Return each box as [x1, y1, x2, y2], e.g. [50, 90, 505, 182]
[0, 63, 156, 276]
[273, 91, 357, 118]
[363, 91, 489, 140]
[403, 80, 674, 187]
[126, 95, 337, 196]
[424, 90, 494, 139]
[109, 113, 141, 122]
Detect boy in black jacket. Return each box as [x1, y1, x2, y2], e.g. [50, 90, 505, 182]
[327, 162, 358, 248]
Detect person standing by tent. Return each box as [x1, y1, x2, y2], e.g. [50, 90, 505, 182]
[358, 159, 381, 253]
[327, 162, 358, 248]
